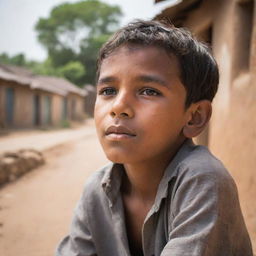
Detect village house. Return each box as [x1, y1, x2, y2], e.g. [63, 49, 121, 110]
[83, 84, 96, 117]
[154, 0, 256, 250]
[0, 64, 87, 129]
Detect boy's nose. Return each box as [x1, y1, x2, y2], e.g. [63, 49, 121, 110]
[110, 92, 134, 119]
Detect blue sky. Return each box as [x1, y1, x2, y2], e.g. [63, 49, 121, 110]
[0, 0, 178, 60]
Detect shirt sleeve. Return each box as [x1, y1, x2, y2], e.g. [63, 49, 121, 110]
[55, 194, 97, 256]
[160, 164, 252, 256]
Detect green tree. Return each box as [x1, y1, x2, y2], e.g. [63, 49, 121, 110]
[0, 53, 26, 66]
[59, 61, 86, 86]
[0, 53, 10, 64]
[11, 54, 26, 66]
[30, 57, 60, 77]
[35, 0, 122, 85]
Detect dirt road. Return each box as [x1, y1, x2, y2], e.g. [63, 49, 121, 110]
[0, 127, 108, 256]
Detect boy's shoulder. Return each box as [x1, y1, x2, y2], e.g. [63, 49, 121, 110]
[82, 162, 113, 191]
[179, 142, 229, 175]
[173, 141, 236, 192]
[79, 162, 118, 204]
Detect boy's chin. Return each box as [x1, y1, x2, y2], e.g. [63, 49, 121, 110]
[105, 153, 126, 164]
[104, 150, 138, 164]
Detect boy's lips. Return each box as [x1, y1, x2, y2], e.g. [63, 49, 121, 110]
[105, 125, 136, 140]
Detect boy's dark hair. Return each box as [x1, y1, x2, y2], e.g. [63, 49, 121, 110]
[97, 19, 219, 108]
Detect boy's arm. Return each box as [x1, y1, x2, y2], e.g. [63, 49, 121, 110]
[160, 165, 252, 256]
[56, 196, 97, 256]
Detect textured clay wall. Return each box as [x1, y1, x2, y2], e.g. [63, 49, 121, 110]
[0, 81, 33, 128]
[14, 85, 34, 127]
[0, 82, 5, 127]
[67, 94, 85, 121]
[175, 0, 256, 250]
[52, 94, 64, 126]
[75, 96, 86, 120]
[209, 0, 256, 251]
[211, 77, 256, 252]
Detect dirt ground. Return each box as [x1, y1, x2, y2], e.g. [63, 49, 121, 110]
[0, 128, 108, 256]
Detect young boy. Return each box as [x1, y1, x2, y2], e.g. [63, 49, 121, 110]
[56, 20, 253, 256]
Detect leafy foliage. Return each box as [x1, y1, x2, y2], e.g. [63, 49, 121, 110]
[35, 0, 122, 85]
[0, 53, 27, 66]
[58, 61, 86, 85]
[0, 0, 122, 87]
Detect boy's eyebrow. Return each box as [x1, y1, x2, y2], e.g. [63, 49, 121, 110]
[138, 75, 168, 87]
[97, 76, 117, 85]
[97, 75, 168, 87]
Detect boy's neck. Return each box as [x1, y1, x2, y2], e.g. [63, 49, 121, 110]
[122, 162, 163, 202]
[122, 140, 184, 202]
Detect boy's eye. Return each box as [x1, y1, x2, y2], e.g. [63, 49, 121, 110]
[140, 88, 161, 96]
[98, 87, 117, 96]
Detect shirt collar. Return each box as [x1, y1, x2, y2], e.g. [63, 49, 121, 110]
[101, 163, 125, 207]
[153, 139, 195, 212]
[101, 139, 195, 209]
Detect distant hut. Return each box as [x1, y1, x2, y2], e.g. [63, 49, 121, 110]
[83, 84, 96, 117]
[0, 64, 87, 129]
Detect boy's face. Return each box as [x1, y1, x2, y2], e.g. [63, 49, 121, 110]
[95, 44, 191, 164]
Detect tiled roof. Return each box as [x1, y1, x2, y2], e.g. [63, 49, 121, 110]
[0, 64, 31, 86]
[0, 64, 87, 97]
[1, 64, 34, 77]
[84, 84, 96, 93]
[154, 0, 202, 23]
[34, 76, 88, 96]
[30, 76, 68, 96]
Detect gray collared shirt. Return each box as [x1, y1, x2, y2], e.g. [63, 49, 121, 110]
[56, 139, 253, 256]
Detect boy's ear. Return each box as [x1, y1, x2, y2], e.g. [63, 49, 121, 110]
[183, 100, 212, 138]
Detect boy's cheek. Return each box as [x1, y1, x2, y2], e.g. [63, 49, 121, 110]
[94, 101, 106, 118]
[94, 108, 108, 136]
